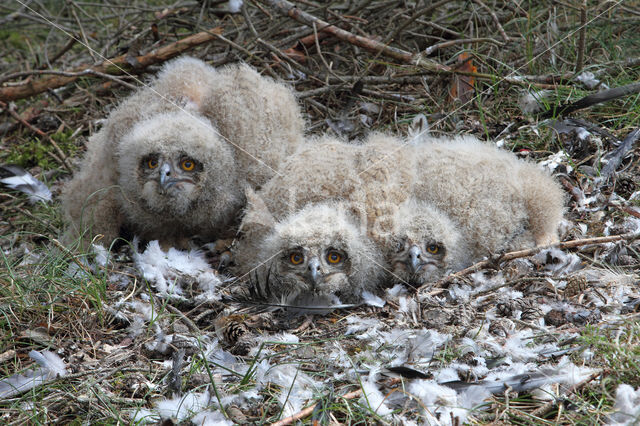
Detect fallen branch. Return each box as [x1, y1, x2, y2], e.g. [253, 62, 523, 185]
[0, 26, 223, 102]
[419, 233, 640, 295]
[258, 0, 567, 90]
[256, 0, 451, 72]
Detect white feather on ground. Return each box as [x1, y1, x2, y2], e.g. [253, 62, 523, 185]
[607, 384, 640, 425]
[132, 389, 233, 425]
[0, 351, 68, 399]
[133, 239, 223, 300]
[0, 164, 52, 204]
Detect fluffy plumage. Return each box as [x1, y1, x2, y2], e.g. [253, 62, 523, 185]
[396, 133, 565, 259]
[235, 199, 385, 303]
[243, 132, 563, 286]
[388, 199, 470, 286]
[256, 134, 411, 241]
[62, 56, 303, 247]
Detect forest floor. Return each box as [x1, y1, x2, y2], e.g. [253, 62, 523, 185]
[1, 0, 640, 424]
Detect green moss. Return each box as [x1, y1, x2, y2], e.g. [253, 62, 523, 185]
[4, 130, 78, 170]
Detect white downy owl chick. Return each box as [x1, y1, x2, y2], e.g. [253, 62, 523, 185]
[366, 133, 565, 261]
[114, 112, 242, 245]
[386, 199, 470, 286]
[235, 196, 385, 303]
[62, 56, 304, 248]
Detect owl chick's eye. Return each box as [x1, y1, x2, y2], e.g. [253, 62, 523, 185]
[326, 250, 343, 264]
[180, 158, 195, 171]
[289, 252, 304, 265]
[395, 239, 406, 252]
[426, 244, 440, 254]
[147, 158, 159, 169]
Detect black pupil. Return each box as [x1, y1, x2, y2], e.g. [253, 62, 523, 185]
[184, 161, 191, 168]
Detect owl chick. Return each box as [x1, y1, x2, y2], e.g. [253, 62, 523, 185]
[62, 56, 304, 247]
[115, 112, 243, 245]
[386, 199, 470, 286]
[235, 196, 385, 303]
[382, 133, 565, 260]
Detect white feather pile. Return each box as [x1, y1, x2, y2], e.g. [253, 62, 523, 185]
[257, 363, 321, 419]
[607, 384, 640, 425]
[0, 350, 68, 399]
[133, 240, 222, 299]
[133, 390, 232, 425]
[0, 164, 52, 204]
[408, 379, 482, 425]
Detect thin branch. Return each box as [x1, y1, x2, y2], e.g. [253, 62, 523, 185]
[0, 26, 224, 101]
[472, 0, 510, 42]
[575, 0, 587, 73]
[256, 0, 451, 72]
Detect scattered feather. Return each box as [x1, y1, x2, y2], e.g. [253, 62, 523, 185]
[361, 290, 385, 308]
[0, 164, 52, 204]
[608, 384, 640, 425]
[519, 90, 550, 114]
[576, 71, 609, 90]
[0, 351, 68, 399]
[408, 113, 430, 143]
[227, 0, 243, 13]
[133, 239, 222, 299]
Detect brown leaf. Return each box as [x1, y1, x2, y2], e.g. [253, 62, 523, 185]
[449, 52, 477, 104]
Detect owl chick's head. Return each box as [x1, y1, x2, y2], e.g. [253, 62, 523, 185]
[116, 111, 240, 229]
[388, 200, 469, 286]
[256, 202, 384, 302]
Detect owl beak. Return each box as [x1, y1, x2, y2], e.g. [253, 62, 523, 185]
[159, 163, 174, 190]
[408, 245, 422, 274]
[306, 257, 322, 287]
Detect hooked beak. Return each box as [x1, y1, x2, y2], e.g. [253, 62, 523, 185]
[408, 245, 422, 274]
[306, 257, 322, 287]
[159, 163, 175, 190]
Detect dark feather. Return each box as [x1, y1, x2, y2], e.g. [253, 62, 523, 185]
[385, 366, 431, 379]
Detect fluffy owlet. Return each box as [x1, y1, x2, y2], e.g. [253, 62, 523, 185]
[386, 199, 470, 286]
[234, 194, 384, 303]
[62, 56, 304, 248]
[365, 132, 565, 261]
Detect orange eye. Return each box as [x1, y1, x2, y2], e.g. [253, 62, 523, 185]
[180, 159, 195, 171]
[290, 252, 303, 265]
[147, 158, 158, 169]
[426, 244, 439, 254]
[327, 251, 342, 264]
